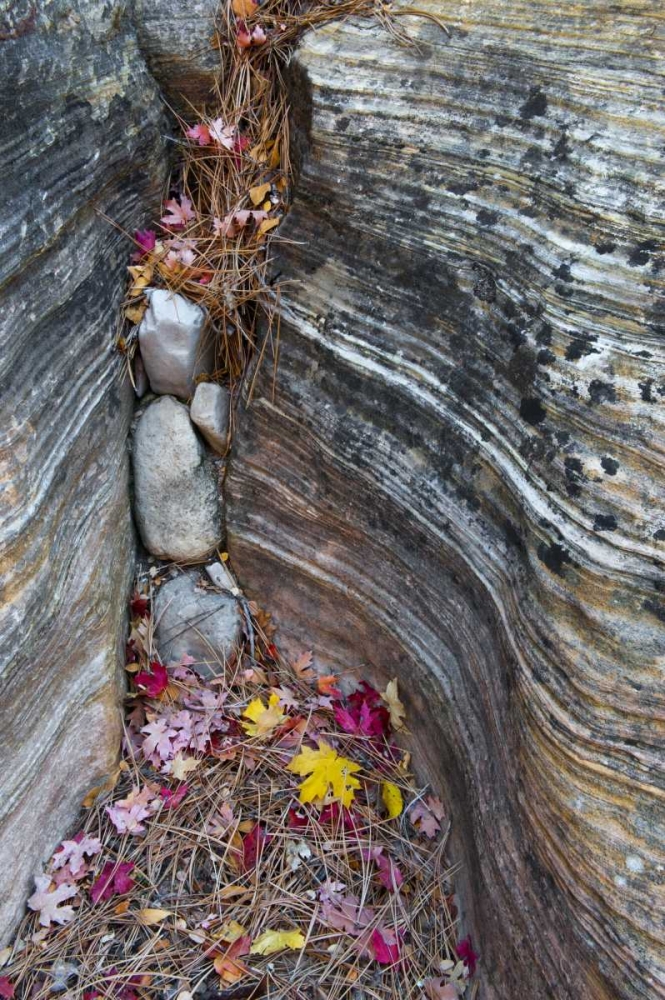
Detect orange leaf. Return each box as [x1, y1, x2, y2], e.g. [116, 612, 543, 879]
[114, 899, 131, 915]
[232, 0, 257, 16]
[317, 674, 339, 696]
[249, 182, 271, 206]
[292, 650, 315, 681]
[258, 217, 280, 235]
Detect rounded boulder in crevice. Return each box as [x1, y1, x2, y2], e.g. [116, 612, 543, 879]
[132, 395, 222, 563]
[154, 571, 242, 675]
[138, 289, 213, 399]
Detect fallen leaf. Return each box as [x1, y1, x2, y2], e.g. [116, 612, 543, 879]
[370, 926, 401, 965]
[27, 876, 77, 927]
[381, 781, 403, 820]
[409, 800, 441, 839]
[214, 934, 251, 984]
[135, 661, 169, 698]
[232, 0, 258, 14]
[285, 839, 312, 871]
[186, 123, 212, 146]
[169, 754, 200, 781]
[0, 977, 14, 999]
[456, 935, 479, 975]
[138, 908, 172, 926]
[291, 650, 315, 681]
[381, 678, 406, 730]
[106, 785, 158, 835]
[114, 900, 131, 915]
[241, 693, 285, 737]
[217, 920, 247, 943]
[258, 217, 279, 235]
[317, 674, 341, 698]
[424, 979, 458, 999]
[161, 195, 195, 228]
[249, 928, 305, 955]
[249, 182, 271, 206]
[287, 741, 361, 808]
[0, 949, 12, 969]
[90, 861, 135, 904]
[83, 765, 124, 807]
[52, 834, 102, 876]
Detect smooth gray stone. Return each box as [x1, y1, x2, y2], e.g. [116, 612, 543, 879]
[154, 571, 242, 674]
[138, 289, 211, 399]
[133, 396, 222, 562]
[190, 382, 230, 453]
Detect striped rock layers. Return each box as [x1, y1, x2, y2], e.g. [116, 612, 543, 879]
[226, 3, 665, 999]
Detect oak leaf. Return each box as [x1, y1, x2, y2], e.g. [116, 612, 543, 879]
[27, 876, 77, 927]
[287, 741, 361, 808]
[241, 693, 285, 737]
[291, 650, 315, 681]
[409, 800, 441, 839]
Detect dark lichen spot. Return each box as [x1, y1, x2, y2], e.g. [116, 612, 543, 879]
[643, 598, 665, 624]
[476, 208, 499, 227]
[564, 456, 584, 497]
[508, 346, 538, 391]
[472, 268, 497, 302]
[478, 148, 491, 159]
[553, 263, 573, 283]
[654, 528, 665, 541]
[535, 323, 552, 346]
[538, 541, 571, 575]
[551, 130, 570, 161]
[448, 178, 480, 195]
[588, 380, 616, 404]
[628, 241, 657, 267]
[566, 337, 598, 361]
[538, 348, 555, 365]
[337, 116, 350, 132]
[594, 513, 617, 532]
[520, 396, 546, 425]
[639, 379, 655, 403]
[594, 240, 616, 255]
[520, 86, 548, 120]
[554, 283, 574, 298]
[601, 456, 619, 475]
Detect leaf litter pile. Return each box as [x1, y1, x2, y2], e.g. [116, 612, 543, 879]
[2, 575, 478, 1000]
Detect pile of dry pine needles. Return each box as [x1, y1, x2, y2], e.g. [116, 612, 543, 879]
[2, 572, 473, 1000]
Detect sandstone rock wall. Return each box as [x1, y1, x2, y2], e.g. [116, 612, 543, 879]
[0, 0, 170, 944]
[226, 4, 665, 998]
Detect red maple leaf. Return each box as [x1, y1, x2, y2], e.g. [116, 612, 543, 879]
[241, 823, 272, 871]
[159, 783, 188, 810]
[135, 661, 168, 698]
[370, 927, 401, 965]
[90, 861, 135, 904]
[0, 977, 15, 999]
[130, 591, 150, 616]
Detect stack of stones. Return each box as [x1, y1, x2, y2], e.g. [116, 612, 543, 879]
[132, 289, 242, 674]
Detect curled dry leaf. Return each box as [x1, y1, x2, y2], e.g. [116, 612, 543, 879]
[382, 678, 407, 730]
[249, 928, 305, 955]
[137, 908, 172, 926]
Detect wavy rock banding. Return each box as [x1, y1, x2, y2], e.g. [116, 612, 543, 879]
[226, 4, 665, 998]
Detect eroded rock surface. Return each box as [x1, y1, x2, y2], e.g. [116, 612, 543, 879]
[154, 571, 242, 673]
[133, 396, 222, 562]
[226, 5, 665, 999]
[0, 0, 168, 943]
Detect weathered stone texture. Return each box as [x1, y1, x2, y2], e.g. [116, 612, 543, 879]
[226, 4, 665, 999]
[154, 571, 242, 673]
[0, 0, 168, 943]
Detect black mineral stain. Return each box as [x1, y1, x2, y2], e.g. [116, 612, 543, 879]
[565, 337, 598, 361]
[654, 529, 665, 541]
[628, 241, 657, 267]
[538, 541, 571, 575]
[639, 379, 655, 402]
[601, 456, 619, 475]
[538, 349, 555, 365]
[520, 396, 546, 425]
[644, 599, 665, 624]
[551, 130, 570, 161]
[476, 208, 499, 227]
[337, 116, 350, 132]
[593, 514, 617, 532]
[508, 346, 537, 392]
[553, 263, 573, 283]
[520, 86, 548, 120]
[564, 456, 584, 497]
[588, 380, 617, 404]
[594, 241, 616, 255]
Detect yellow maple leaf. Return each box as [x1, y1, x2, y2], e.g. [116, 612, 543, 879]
[137, 907, 172, 926]
[241, 692, 285, 737]
[170, 754, 200, 780]
[287, 741, 361, 808]
[249, 928, 305, 955]
[381, 781, 403, 820]
[381, 678, 407, 731]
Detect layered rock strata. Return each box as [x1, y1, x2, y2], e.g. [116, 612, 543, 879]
[0, 0, 169, 942]
[226, 4, 665, 999]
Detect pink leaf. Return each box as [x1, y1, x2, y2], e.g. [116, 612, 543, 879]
[213, 209, 268, 239]
[186, 123, 212, 145]
[209, 118, 237, 150]
[90, 861, 135, 904]
[0, 978, 15, 999]
[424, 980, 459, 1000]
[52, 834, 102, 877]
[106, 786, 157, 835]
[456, 935, 479, 975]
[133, 230, 156, 257]
[409, 800, 441, 839]
[161, 195, 195, 228]
[27, 875, 77, 927]
[362, 847, 403, 892]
